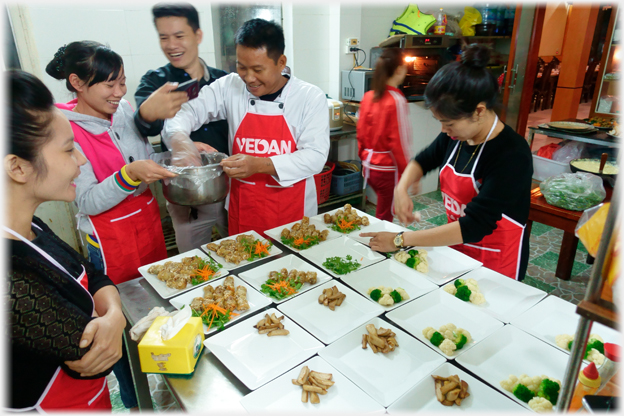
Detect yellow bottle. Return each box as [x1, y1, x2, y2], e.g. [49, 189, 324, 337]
[570, 362, 601, 411]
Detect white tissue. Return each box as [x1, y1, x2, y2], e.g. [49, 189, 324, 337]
[160, 306, 193, 341]
[129, 307, 176, 342]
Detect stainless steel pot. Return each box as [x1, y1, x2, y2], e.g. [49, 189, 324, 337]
[159, 152, 229, 206]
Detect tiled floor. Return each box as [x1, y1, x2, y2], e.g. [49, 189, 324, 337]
[111, 189, 594, 413]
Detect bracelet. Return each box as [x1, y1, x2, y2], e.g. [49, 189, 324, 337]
[120, 165, 142, 186]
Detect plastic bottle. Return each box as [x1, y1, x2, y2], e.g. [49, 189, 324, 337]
[504, 5, 515, 36]
[434, 8, 447, 35]
[495, 5, 506, 35]
[596, 343, 620, 393]
[570, 362, 601, 410]
[480, 4, 493, 26]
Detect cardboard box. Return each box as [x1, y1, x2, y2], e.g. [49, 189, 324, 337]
[138, 316, 204, 374]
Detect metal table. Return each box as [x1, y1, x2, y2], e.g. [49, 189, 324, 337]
[527, 124, 620, 151]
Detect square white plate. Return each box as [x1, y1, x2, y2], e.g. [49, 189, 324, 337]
[510, 295, 621, 360]
[277, 280, 384, 344]
[341, 260, 438, 311]
[347, 220, 409, 247]
[204, 307, 324, 390]
[389, 246, 483, 286]
[139, 249, 230, 299]
[299, 236, 386, 278]
[239, 355, 385, 414]
[456, 324, 583, 411]
[238, 255, 333, 304]
[386, 289, 504, 359]
[168, 275, 271, 335]
[441, 267, 548, 323]
[318, 316, 446, 408]
[310, 206, 381, 236]
[200, 230, 282, 271]
[264, 218, 342, 252]
[387, 361, 530, 413]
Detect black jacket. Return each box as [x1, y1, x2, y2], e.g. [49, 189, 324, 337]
[134, 61, 230, 154]
[8, 216, 118, 408]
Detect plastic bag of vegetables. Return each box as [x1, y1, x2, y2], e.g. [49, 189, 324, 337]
[541, 172, 606, 211]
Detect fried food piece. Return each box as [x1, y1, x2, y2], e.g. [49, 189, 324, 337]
[302, 216, 309, 225]
[361, 216, 370, 226]
[281, 228, 290, 238]
[206, 242, 219, 252]
[323, 213, 331, 224]
[224, 275, 234, 287]
[433, 374, 469, 407]
[156, 270, 173, 282]
[320, 229, 329, 241]
[148, 264, 163, 274]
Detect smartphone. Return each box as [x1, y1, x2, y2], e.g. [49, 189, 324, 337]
[582, 395, 618, 413]
[174, 78, 200, 100]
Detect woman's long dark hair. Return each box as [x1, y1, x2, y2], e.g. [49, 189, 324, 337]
[8, 69, 56, 176]
[372, 48, 404, 102]
[424, 43, 499, 119]
[45, 41, 124, 92]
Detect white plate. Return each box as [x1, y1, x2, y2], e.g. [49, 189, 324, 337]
[387, 361, 530, 413]
[310, 206, 381, 235]
[168, 275, 271, 335]
[386, 289, 504, 359]
[510, 295, 621, 360]
[277, 280, 384, 344]
[389, 246, 483, 286]
[299, 236, 386, 278]
[239, 355, 385, 414]
[238, 255, 333, 304]
[441, 267, 548, 323]
[204, 307, 324, 390]
[264, 218, 342, 252]
[340, 260, 438, 311]
[346, 220, 409, 247]
[456, 324, 583, 411]
[318, 316, 446, 408]
[138, 249, 230, 299]
[200, 230, 282, 271]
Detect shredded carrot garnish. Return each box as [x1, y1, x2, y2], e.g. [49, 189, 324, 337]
[268, 280, 297, 295]
[200, 303, 239, 330]
[293, 237, 305, 246]
[254, 240, 270, 256]
[337, 218, 355, 230]
[194, 265, 216, 282]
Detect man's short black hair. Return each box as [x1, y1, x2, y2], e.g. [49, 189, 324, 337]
[152, 2, 200, 32]
[235, 18, 285, 64]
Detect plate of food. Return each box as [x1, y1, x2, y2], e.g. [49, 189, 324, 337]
[386, 289, 504, 360]
[204, 308, 324, 390]
[264, 217, 342, 252]
[387, 361, 530, 413]
[546, 121, 594, 131]
[238, 255, 333, 304]
[277, 280, 384, 345]
[509, 295, 621, 366]
[318, 316, 446, 408]
[456, 324, 583, 412]
[340, 259, 438, 311]
[138, 249, 229, 299]
[346, 220, 409, 247]
[585, 117, 616, 130]
[440, 267, 547, 324]
[299, 236, 386, 278]
[390, 246, 482, 286]
[200, 230, 282, 271]
[168, 274, 271, 335]
[310, 204, 381, 235]
[239, 355, 386, 414]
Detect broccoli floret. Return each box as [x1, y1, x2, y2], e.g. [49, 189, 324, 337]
[455, 285, 472, 302]
[407, 249, 418, 257]
[390, 290, 402, 303]
[513, 384, 536, 403]
[405, 257, 416, 269]
[587, 339, 604, 356]
[454, 334, 468, 350]
[430, 331, 445, 347]
[454, 278, 466, 288]
[369, 289, 382, 302]
[537, 379, 560, 405]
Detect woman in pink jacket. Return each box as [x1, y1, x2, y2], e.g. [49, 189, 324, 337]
[357, 48, 413, 222]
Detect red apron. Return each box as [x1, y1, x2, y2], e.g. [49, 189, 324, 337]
[228, 96, 306, 236]
[4, 224, 111, 412]
[64, 102, 167, 285]
[439, 116, 525, 280]
[362, 149, 399, 222]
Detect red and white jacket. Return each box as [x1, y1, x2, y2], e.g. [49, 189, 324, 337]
[356, 85, 413, 175]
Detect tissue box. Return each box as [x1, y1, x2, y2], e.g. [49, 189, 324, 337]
[138, 316, 204, 374]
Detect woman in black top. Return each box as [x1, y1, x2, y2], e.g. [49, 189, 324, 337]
[5, 70, 126, 410]
[362, 44, 532, 280]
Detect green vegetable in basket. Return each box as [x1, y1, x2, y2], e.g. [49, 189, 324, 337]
[540, 173, 606, 211]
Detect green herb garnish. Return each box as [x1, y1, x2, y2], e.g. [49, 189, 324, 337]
[280, 234, 320, 250]
[322, 254, 361, 275]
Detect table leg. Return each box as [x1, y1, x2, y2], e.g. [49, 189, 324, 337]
[556, 231, 579, 280]
[124, 323, 154, 410]
[526, 220, 533, 237]
[528, 130, 535, 152]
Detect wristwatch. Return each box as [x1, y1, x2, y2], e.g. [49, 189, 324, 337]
[393, 231, 405, 249]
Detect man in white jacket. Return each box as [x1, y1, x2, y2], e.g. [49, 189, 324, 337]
[163, 18, 329, 236]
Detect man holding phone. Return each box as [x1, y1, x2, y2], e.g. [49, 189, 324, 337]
[134, 2, 229, 251]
